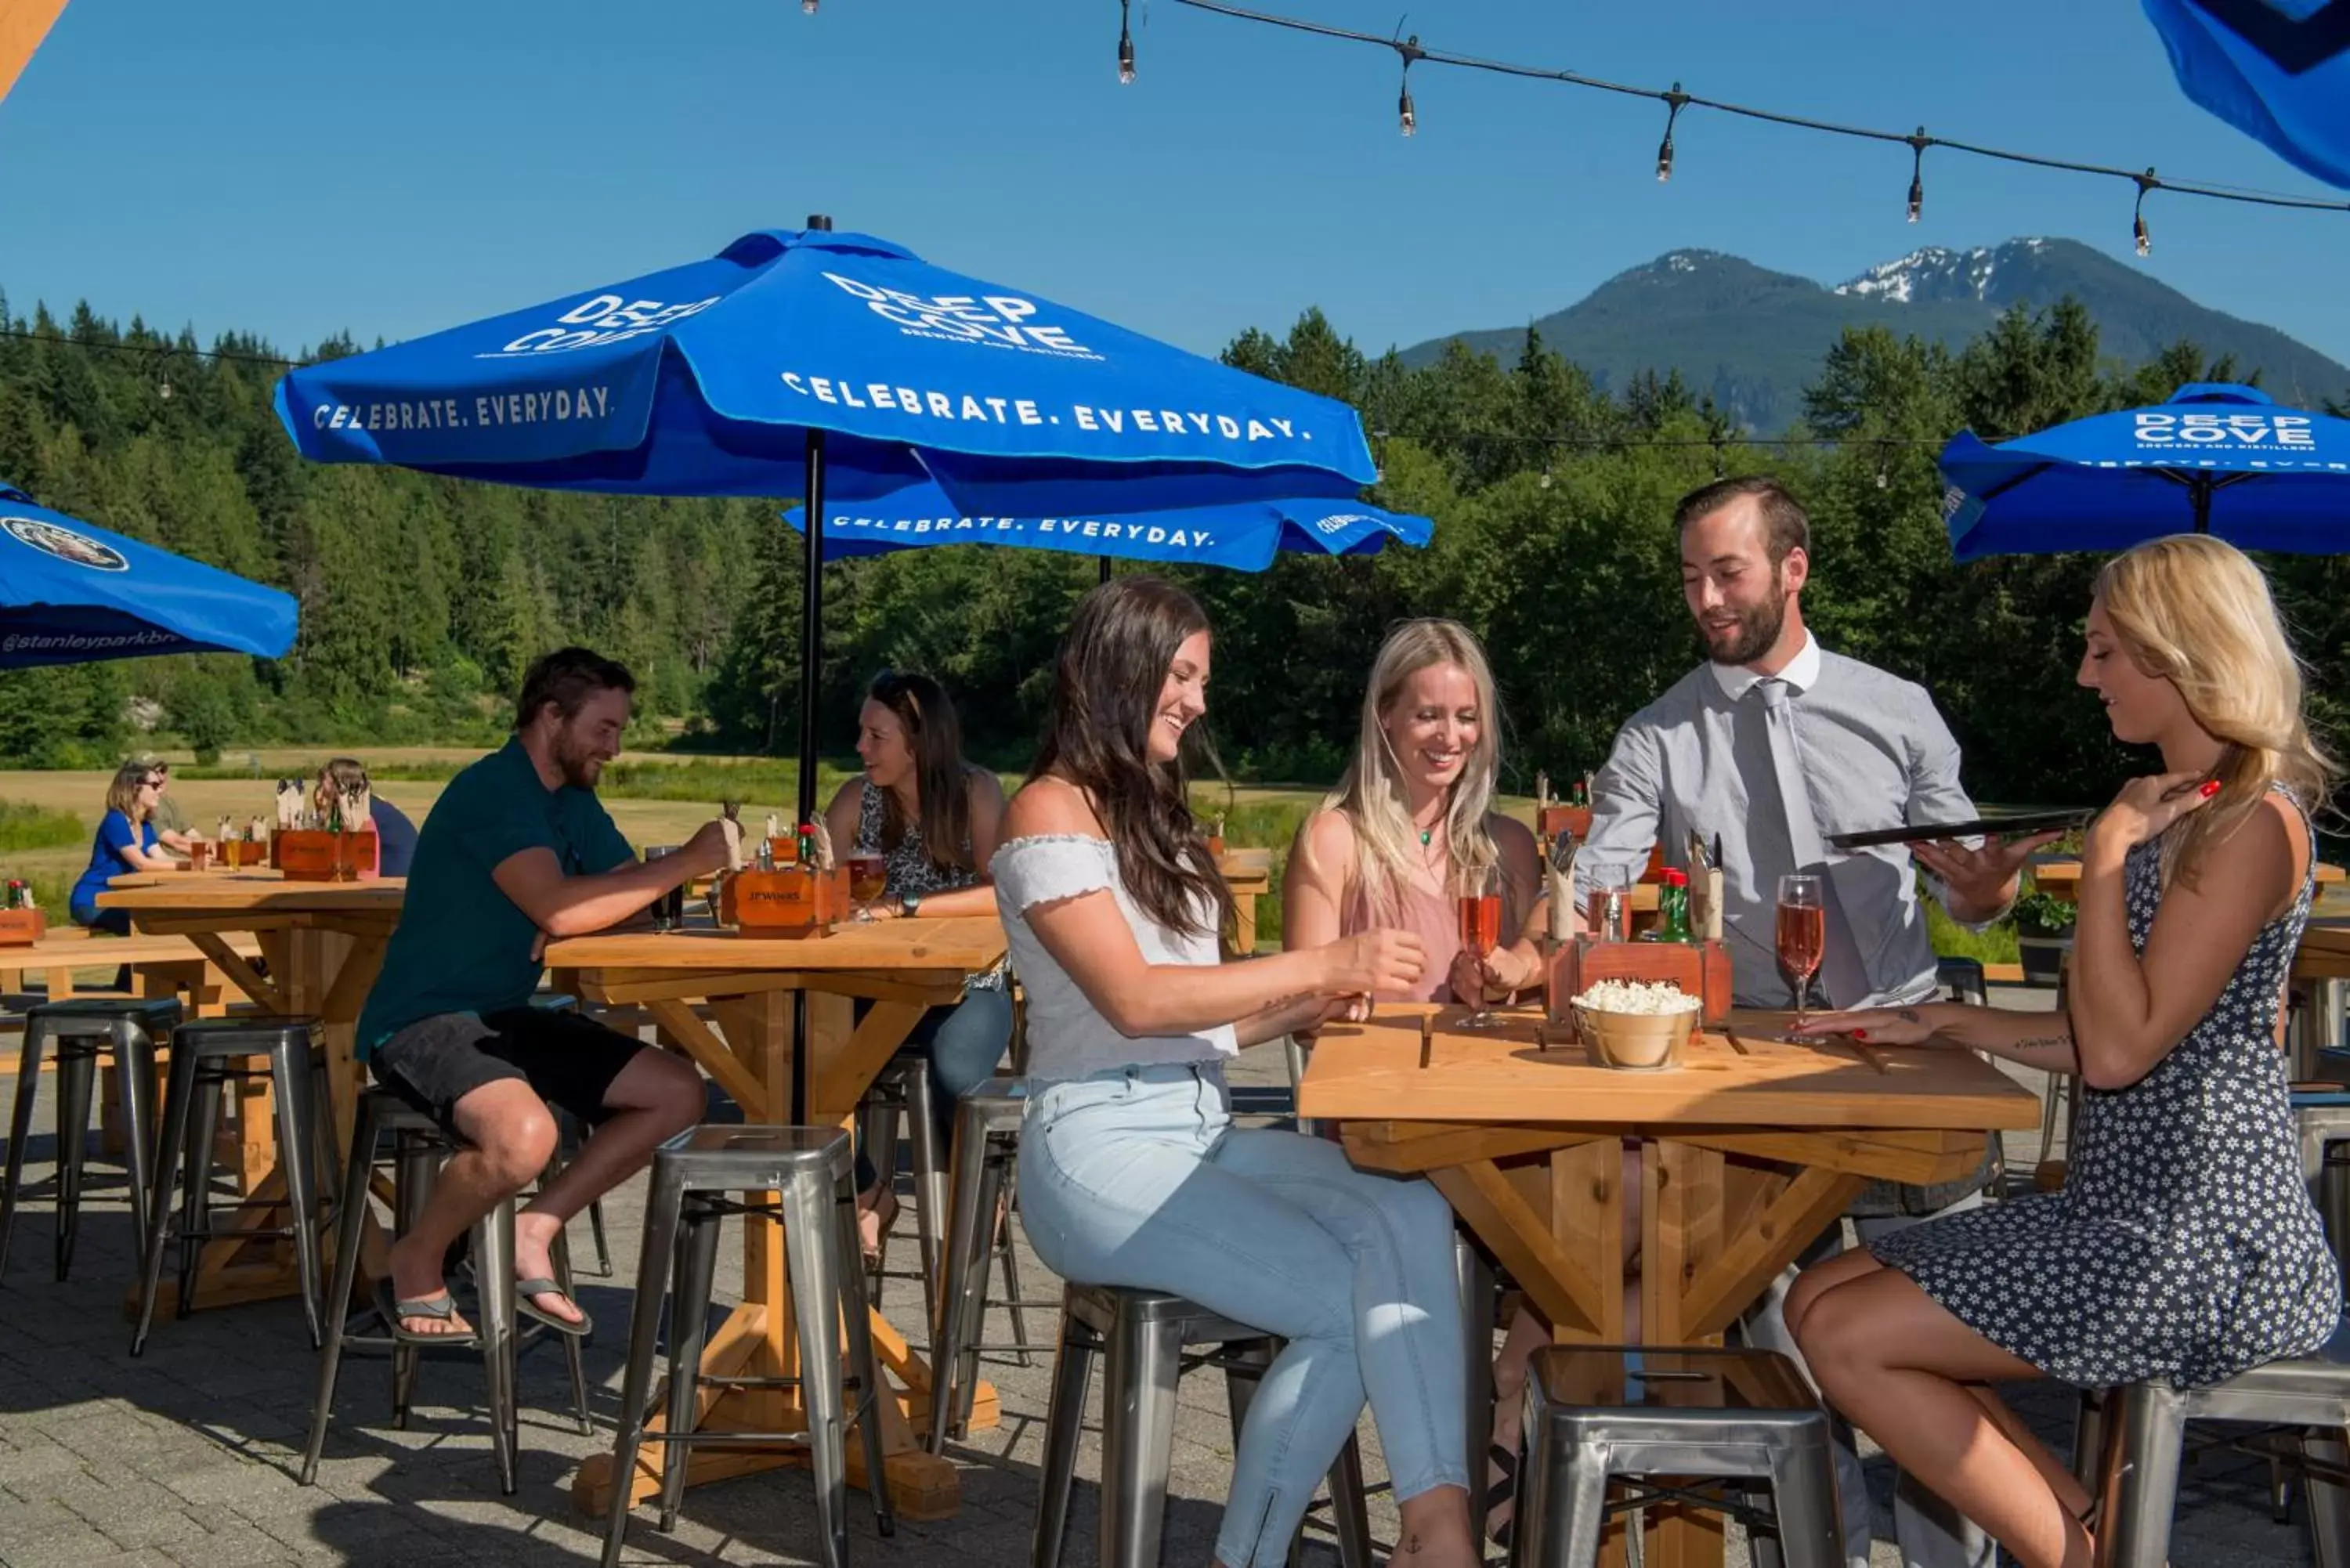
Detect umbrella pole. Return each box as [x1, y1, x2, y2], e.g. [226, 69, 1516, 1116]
[792, 425, 826, 1129]
[2193, 475, 2212, 533]
[1098, 555, 1112, 586]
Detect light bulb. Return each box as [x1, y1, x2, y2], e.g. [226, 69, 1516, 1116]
[1117, 1, 1134, 83]
[1905, 130, 1927, 225]
[1656, 135, 1674, 183]
[1398, 85, 1415, 137]
[802, 0, 817, 13]
[2135, 212, 2150, 257]
[158, 377, 172, 401]
[1907, 175, 1922, 223]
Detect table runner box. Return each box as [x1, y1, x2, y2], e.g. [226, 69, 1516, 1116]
[1546, 938, 1734, 1024]
[0, 909, 46, 946]
[726, 865, 854, 938]
[273, 829, 378, 882]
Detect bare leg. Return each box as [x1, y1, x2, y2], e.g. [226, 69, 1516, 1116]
[388, 1079, 558, 1337]
[1795, 1268, 2091, 1568]
[514, 1048, 703, 1325]
[1392, 1483, 1479, 1568]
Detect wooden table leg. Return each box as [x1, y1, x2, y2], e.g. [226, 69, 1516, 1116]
[1640, 1139, 1730, 1568]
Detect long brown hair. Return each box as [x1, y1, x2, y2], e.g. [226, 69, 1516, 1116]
[867, 670, 973, 873]
[2094, 535, 2337, 891]
[1030, 576, 1231, 941]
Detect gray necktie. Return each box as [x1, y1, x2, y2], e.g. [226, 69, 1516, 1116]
[1758, 679, 1871, 1009]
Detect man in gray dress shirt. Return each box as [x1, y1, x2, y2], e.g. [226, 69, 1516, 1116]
[1575, 476, 2052, 1568]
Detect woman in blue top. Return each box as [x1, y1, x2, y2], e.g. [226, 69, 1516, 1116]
[70, 762, 179, 933]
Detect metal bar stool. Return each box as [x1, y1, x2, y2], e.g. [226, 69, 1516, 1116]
[1511, 1345, 1842, 1568]
[2088, 1321, 2350, 1567]
[929, 1079, 1054, 1452]
[1032, 1281, 1376, 1568]
[298, 1084, 591, 1495]
[131, 1015, 335, 1353]
[1, 995, 183, 1281]
[859, 1049, 949, 1332]
[601, 1125, 895, 1568]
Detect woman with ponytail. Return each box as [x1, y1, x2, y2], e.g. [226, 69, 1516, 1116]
[1784, 534, 2341, 1568]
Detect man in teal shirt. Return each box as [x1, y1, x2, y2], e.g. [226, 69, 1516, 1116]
[361, 648, 727, 1341]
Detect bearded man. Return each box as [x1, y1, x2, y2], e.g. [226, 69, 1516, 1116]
[356, 648, 728, 1343]
[1572, 477, 2047, 1568]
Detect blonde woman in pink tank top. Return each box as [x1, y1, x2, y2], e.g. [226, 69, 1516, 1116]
[1284, 620, 1574, 1548]
[1284, 620, 1538, 1006]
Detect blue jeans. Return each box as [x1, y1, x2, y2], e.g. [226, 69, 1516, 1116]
[70, 904, 130, 936]
[855, 984, 1014, 1190]
[1018, 1061, 1469, 1568]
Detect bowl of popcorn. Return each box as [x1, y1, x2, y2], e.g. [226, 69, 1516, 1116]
[1571, 979, 1701, 1071]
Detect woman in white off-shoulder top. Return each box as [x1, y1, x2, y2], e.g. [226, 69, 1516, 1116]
[995, 576, 1477, 1568]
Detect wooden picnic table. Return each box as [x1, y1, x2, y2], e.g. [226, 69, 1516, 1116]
[0, 925, 265, 1008]
[1300, 1002, 2039, 1568]
[544, 915, 1010, 1524]
[97, 873, 406, 1317]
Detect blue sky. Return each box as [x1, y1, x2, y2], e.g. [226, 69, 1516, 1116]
[5, 0, 2347, 374]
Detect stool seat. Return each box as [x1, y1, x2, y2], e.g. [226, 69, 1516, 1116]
[660, 1123, 854, 1187]
[27, 995, 186, 1027]
[1516, 1345, 1842, 1568]
[169, 1015, 322, 1051]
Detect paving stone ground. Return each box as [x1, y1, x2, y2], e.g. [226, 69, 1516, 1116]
[0, 1009, 2319, 1567]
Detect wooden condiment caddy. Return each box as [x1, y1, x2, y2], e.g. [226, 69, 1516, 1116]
[0, 908, 46, 946]
[730, 865, 853, 938]
[274, 829, 377, 882]
[220, 838, 267, 869]
[1535, 804, 1592, 844]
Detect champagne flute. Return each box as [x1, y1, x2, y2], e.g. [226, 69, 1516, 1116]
[1776, 873, 1825, 1028]
[1455, 862, 1506, 1029]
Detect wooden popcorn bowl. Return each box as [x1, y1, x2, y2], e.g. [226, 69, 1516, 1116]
[1572, 1003, 1697, 1072]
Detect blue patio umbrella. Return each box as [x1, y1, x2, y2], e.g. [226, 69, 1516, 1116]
[2143, 0, 2350, 190]
[0, 481, 298, 668]
[1939, 382, 2350, 560]
[275, 221, 1394, 1122]
[783, 485, 1430, 569]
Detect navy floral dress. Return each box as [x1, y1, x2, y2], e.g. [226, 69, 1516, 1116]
[1873, 794, 2341, 1387]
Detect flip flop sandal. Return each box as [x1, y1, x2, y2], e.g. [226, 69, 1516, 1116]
[373, 1278, 480, 1347]
[515, 1277, 593, 1338]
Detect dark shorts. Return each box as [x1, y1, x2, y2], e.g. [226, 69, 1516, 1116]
[371, 1006, 645, 1133]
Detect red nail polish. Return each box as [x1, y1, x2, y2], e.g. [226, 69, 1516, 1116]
[2200, 779, 2221, 798]
[1852, 1029, 1868, 1040]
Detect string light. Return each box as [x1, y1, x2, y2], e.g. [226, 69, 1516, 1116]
[1118, 0, 1136, 83]
[2135, 168, 2159, 257]
[801, 0, 818, 13]
[158, 377, 171, 401]
[1655, 84, 1687, 183]
[1395, 31, 1422, 137]
[1157, 0, 2350, 243]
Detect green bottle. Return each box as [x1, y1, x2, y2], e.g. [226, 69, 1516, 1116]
[1654, 868, 1694, 943]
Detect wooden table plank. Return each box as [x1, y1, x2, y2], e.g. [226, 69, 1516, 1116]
[1300, 1006, 2041, 1132]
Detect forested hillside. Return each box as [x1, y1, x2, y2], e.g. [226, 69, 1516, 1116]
[4, 287, 2345, 811]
